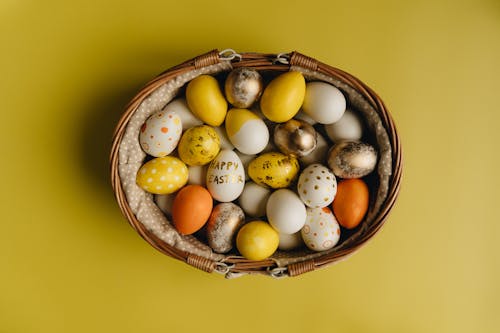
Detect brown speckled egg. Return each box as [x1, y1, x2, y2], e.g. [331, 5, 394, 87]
[327, 141, 377, 178]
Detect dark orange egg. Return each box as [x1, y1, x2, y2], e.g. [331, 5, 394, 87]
[172, 185, 213, 235]
[332, 179, 369, 229]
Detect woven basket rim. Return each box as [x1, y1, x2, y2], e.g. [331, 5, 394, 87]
[110, 49, 402, 278]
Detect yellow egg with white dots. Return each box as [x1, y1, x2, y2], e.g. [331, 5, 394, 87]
[136, 156, 188, 194]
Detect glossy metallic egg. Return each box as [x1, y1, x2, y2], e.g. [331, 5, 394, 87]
[327, 141, 377, 178]
[225, 68, 263, 108]
[206, 202, 246, 253]
[274, 119, 317, 157]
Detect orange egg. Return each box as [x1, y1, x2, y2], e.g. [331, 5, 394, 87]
[332, 179, 369, 229]
[172, 185, 213, 235]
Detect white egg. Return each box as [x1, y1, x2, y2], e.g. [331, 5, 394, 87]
[206, 149, 245, 202]
[235, 151, 255, 181]
[163, 98, 202, 130]
[295, 110, 317, 125]
[300, 133, 329, 166]
[324, 109, 363, 142]
[278, 231, 304, 251]
[139, 110, 182, 157]
[302, 207, 341, 251]
[302, 82, 346, 124]
[238, 182, 271, 217]
[154, 193, 176, 215]
[225, 109, 269, 155]
[213, 126, 234, 151]
[187, 165, 207, 186]
[266, 189, 306, 234]
[298, 164, 337, 208]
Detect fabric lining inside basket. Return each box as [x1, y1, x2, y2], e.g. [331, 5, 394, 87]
[118, 63, 392, 267]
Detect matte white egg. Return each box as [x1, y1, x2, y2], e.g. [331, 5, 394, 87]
[295, 111, 317, 125]
[238, 182, 271, 217]
[214, 126, 234, 151]
[302, 82, 346, 124]
[266, 189, 306, 234]
[187, 165, 207, 186]
[139, 110, 182, 157]
[278, 231, 304, 251]
[163, 98, 202, 130]
[154, 193, 176, 216]
[324, 109, 363, 142]
[298, 164, 337, 208]
[206, 150, 245, 202]
[300, 133, 329, 166]
[234, 151, 255, 181]
[301, 207, 341, 251]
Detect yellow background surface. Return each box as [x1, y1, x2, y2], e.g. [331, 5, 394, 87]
[1, 0, 499, 332]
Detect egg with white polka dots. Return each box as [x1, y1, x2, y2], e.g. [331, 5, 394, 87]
[136, 156, 188, 194]
[301, 207, 341, 252]
[297, 164, 337, 208]
[140, 110, 182, 157]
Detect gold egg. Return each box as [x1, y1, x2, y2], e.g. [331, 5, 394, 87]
[274, 119, 317, 157]
[206, 203, 246, 253]
[327, 141, 378, 178]
[225, 68, 263, 108]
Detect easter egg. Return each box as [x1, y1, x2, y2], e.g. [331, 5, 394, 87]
[248, 152, 299, 189]
[278, 231, 304, 251]
[236, 221, 279, 261]
[139, 110, 182, 157]
[297, 164, 337, 208]
[332, 178, 369, 229]
[301, 207, 341, 251]
[234, 151, 255, 181]
[238, 181, 271, 217]
[327, 141, 377, 178]
[172, 185, 213, 235]
[154, 193, 176, 216]
[136, 156, 188, 194]
[302, 82, 346, 124]
[299, 133, 329, 166]
[206, 150, 245, 202]
[324, 109, 363, 142]
[187, 165, 207, 186]
[225, 108, 269, 155]
[162, 98, 203, 130]
[213, 126, 234, 151]
[260, 71, 306, 123]
[178, 125, 220, 166]
[206, 203, 246, 253]
[186, 75, 228, 126]
[274, 119, 317, 157]
[225, 67, 263, 108]
[266, 189, 307, 235]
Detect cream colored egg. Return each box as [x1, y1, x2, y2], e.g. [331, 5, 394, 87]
[301, 207, 341, 252]
[278, 231, 304, 251]
[225, 108, 269, 155]
[238, 182, 271, 217]
[214, 126, 234, 151]
[297, 164, 337, 208]
[154, 193, 176, 215]
[266, 189, 306, 234]
[234, 151, 255, 181]
[324, 109, 363, 142]
[139, 110, 182, 157]
[187, 165, 207, 186]
[163, 98, 202, 130]
[136, 156, 188, 194]
[302, 82, 346, 124]
[206, 150, 245, 202]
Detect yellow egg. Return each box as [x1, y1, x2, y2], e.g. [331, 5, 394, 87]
[248, 152, 299, 188]
[260, 71, 306, 123]
[225, 108, 269, 155]
[186, 75, 228, 126]
[236, 221, 279, 261]
[136, 156, 188, 194]
[178, 125, 220, 166]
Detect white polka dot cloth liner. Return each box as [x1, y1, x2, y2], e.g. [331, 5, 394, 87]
[118, 62, 392, 267]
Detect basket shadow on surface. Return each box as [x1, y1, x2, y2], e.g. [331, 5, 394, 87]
[110, 49, 402, 278]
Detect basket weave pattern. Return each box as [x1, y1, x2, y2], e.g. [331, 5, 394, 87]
[110, 50, 402, 278]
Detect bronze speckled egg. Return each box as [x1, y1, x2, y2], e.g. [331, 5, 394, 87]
[225, 68, 263, 108]
[206, 202, 246, 253]
[274, 119, 317, 157]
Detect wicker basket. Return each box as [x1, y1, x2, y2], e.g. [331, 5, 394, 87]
[110, 49, 402, 278]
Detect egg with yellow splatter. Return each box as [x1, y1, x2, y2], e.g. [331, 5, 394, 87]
[248, 152, 299, 189]
[136, 156, 188, 194]
[225, 108, 269, 155]
[178, 125, 220, 166]
[139, 110, 182, 157]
